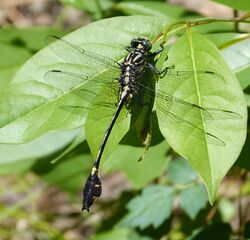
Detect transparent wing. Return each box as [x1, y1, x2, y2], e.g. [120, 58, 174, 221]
[46, 35, 121, 73]
[136, 81, 242, 121]
[134, 79, 242, 146]
[44, 49, 121, 93]
[59, 102, 118, 116]
[44, 69, 120, 116]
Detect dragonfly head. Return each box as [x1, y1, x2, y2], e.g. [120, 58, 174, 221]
[131, 38, 152, 52]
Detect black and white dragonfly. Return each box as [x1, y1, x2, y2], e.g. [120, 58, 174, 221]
[45, 35, 241, 212]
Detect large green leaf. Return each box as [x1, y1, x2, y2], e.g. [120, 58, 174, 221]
[119, 185, 175, 229]
[0, 16, 168, 144]
[157, 29, 247, 203]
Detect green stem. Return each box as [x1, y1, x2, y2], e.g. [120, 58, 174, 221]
[233, 10, 239, 32]
[154, 16, 250, 45]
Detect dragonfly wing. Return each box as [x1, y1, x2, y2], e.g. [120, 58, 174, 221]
[59, 101, 118, 116]
[160, 110, 225, 146]
[134, 81, 241, 146]
[46, 35, 121, 74]
[136, 82, 242, 122]
[45, 67, 120, 91]
[44, 70, 88, 92]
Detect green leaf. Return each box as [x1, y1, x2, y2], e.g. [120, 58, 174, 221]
[221, 38, 250, 90]
[0, 42, 31, 89]
[51, 129, 85, 163]
[157, 29, 247, 204]
[92, 228, 152, 240]
[0, 129, 80, 175]
[103, 140, 170, 188]
[211, 0, 250, 11]
[206, 33, 249, 50]
[168, 158, 197, 185]
[0, 16, 169, 144]
[114, 1, 185, 18]
[119, 185, 175, 229]
[205, 33, 250, 89]
[0, 27, 64, 90]
[180, 184, 208, 219]
[60, 0, 115, 19]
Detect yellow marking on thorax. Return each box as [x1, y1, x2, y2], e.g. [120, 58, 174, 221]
[91, 167, 98, 175]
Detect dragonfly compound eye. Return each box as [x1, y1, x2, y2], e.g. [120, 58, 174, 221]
[131, 38, 152, 51]
[82, 168, 102, 212]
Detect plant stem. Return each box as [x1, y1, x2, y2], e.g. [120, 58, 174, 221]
[153, 16, 250, 45]
[233, 10, 239, 32]
[163, 17, 250, 37]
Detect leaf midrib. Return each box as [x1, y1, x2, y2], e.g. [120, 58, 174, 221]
[187, 29, 211, 174]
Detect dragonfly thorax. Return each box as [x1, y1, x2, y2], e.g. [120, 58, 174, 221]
[119, 39, 152, 99]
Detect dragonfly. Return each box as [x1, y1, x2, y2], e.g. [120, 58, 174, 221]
[45, 35, 242, 212]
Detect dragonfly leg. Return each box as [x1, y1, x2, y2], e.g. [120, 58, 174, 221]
[125, 46, 135, 52]
[149, 42, 165, 57]
[147, 62, 175, 78]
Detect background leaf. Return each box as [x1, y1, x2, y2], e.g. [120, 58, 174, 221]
[92, 228, 152, 240]
[0, 27, 64, 89]
[157, 29, 247, 203]
[103, 140, 170, 188]
[0, 129, 80, 175]
[114, 1, 185, 18]
[0, 42, 31, 89]
[221, 38, 250, 90]
[119, 185, 175, 229]
[180, 184, 208, 219]
[0, 27, 64, 52]
[168, 158, 197, 185]
[37, 152, 92, 194]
